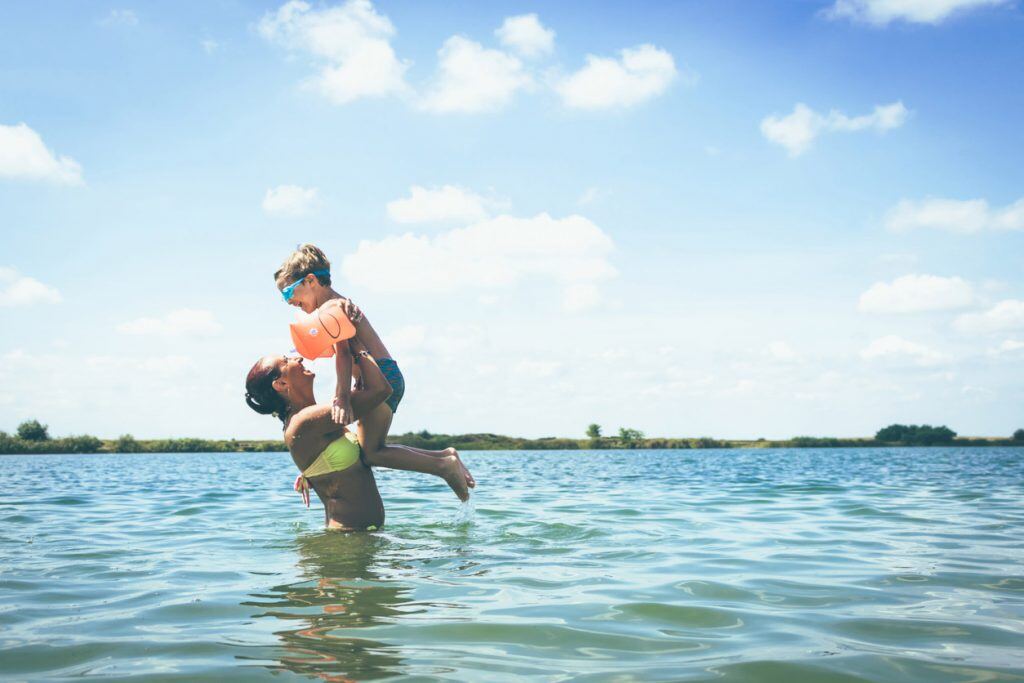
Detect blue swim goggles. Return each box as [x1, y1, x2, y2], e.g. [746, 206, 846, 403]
[281, 270, 330, 302]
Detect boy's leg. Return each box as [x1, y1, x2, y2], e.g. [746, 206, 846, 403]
[357, 403, 470, 501]
[392, 445, 475, 487]
[359, 402, 475, 486]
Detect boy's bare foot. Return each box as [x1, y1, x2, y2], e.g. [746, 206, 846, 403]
[445, 447, 476, 488]
[440, 455, 470, 501]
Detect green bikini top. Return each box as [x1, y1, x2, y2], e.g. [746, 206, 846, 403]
[301, 432, 361, 480]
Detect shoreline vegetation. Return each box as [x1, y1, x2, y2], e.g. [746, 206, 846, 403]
[1, 420, 1022, 454]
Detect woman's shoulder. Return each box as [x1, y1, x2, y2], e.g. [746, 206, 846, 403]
[285, 404, 333, 440]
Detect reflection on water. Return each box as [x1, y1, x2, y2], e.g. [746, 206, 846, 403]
[246, 532, 412, 680]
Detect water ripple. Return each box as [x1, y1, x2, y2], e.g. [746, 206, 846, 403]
[1, 448, 1023, 681]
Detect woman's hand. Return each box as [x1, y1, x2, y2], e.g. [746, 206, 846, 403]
[294, 475, 310, 508]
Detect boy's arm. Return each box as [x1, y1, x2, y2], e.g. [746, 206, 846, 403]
[331, 340, 353, 425]
[349, 349, 392, 418]
[293, 351, 391, 439]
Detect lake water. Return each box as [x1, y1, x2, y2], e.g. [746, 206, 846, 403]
[1, 448, 1023, 681]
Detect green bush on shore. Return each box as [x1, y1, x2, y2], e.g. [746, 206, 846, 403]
[17, 419, 50, 441]
[875, 424, 957, 445]
[0, 431, 103, 454]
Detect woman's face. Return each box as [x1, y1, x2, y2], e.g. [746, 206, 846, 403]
[266, 354, 315, 397]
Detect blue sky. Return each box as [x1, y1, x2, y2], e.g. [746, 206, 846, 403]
[1, 0, 1022, 440]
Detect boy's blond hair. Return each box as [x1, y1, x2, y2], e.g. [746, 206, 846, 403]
[274, 243, 332, 288]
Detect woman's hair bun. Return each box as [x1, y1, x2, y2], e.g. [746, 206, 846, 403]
[244, 362, 289, 423]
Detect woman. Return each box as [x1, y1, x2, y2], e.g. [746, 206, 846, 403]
[245, 343, 470, 530]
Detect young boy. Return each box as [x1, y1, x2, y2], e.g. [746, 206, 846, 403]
[274, 244, 474, 495]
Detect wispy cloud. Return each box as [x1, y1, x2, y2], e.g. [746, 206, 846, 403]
[262, 184, 318, 217]
[760, 101, 907, 156]
[858, 274, 975, 313]
[117, 309, 222, 336]
[767, 341, 801, 362]
[861, 335, 949, 366]
[99, 9, 138, 28]
[955, 300, 1024, 334]
[577, 187, 600, 206]
[386, 185, 494, 224]
[885, 197, 1024, 234]
[989, 339, 1024, 356]
[823, 0, 1008, 25]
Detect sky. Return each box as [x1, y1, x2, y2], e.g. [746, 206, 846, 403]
[1, 0, 1022, 441]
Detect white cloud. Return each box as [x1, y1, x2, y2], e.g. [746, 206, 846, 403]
[955, 300, 1024, 334]
[258, 5, 683, 114]
[0, 123, 83, 185]
[258, 0, 409, 105]
[495, 14, 555, 58]
[201, 39, 221, 54]
[830, 102, 908, 131]
[760, 101, 908, 156]
[516, 359, 561, 377]
[858, 274, 975, 313]
[419, 36, 531, 113]
[556, 44, 677, 110]
[961, 384, 995, 398]
[386, 185, 491, 224]
[885, 197, 1024, 233]
[767, 341, 800, 361]
[824, 0, 1008, 25]
[563, 283, 602, 312]
[117, 309, 223, 336]
[262, 184, 318, 217]
[594, 348, 629, 362]
[989, 339, 1024, 356]
[861, 335, 949, 366]
[99, 9, 138, 27]
[0, 267, 62, 307]
[342, 212, 616, 310]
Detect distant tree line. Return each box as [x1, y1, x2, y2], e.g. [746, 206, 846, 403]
[0, 420, 284, 454]
[1, 419, 1022, 455]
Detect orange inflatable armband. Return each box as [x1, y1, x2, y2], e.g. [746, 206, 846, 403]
[289, 299, 357, 360]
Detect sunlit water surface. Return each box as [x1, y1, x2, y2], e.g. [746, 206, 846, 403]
[1, 448, 1023, 681]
